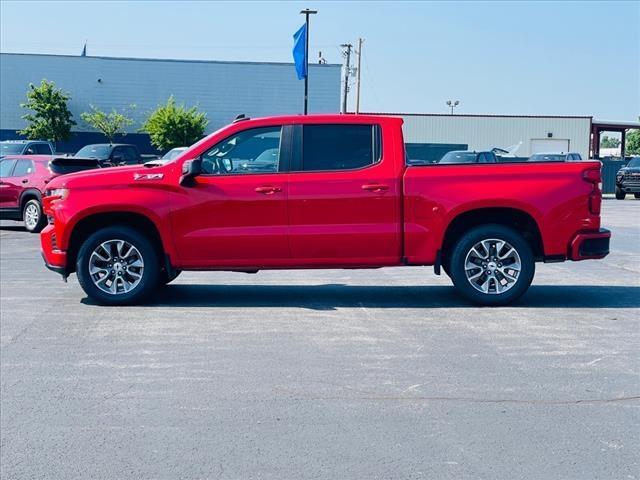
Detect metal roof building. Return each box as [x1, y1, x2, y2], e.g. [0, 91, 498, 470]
[376, 112, 594, 161]
[0, 53, 342, 152]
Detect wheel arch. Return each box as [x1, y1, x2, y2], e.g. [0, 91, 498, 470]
[441, 207, 544, 269]
[19, 189, 42, 210]
[66, 211, 169, 274]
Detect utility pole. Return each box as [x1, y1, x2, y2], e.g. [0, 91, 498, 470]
[340, 43, 352, 114]
[300, 8, 317, 115]
[355, 38, 364, 114]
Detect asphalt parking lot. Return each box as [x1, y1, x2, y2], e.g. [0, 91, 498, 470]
[1, 199, 638, 479]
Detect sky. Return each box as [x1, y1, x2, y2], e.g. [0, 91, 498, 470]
[1, 0, 639, 121]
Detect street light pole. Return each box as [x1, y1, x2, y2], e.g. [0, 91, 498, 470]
[446, 100, 460, 115]
[300, 8, 317, 115]
[355, 38, 364, 114]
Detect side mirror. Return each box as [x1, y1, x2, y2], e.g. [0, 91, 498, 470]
[180, 159, 202, 186]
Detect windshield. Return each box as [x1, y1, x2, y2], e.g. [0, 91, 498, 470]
[627, 158, 640, 168]
[0, 143, 24, 155]
[75, 145, 111, 159]
[162, 148, 187, 160]
[529, 154, 566, 162]
[439, 151, 477, 164]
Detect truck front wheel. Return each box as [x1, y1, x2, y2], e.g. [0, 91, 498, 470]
[76, 226, 161, 305]
[448, 224, 535, 306]
[615, 187, 626, 200]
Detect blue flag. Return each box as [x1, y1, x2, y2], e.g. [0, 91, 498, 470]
[292, 23, 307, 80]
[81, 42, 87, 57]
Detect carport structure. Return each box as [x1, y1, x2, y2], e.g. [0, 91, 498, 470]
[591, 119, 640, 158]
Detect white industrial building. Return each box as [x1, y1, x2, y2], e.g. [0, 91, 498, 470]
[0, 53, 342, 152]
[378, 112, 593, 162]
[2, 52, 635, 163]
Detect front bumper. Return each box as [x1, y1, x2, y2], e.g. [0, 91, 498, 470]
[617, 182, 640, 193]
[569, 228, 611, 261]
[40, 224, 68, 277]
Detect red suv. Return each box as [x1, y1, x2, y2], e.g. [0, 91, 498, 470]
[0, 155, 56, 232]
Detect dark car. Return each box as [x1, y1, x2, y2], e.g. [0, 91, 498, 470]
[0, 155, 58, 232]
[74, 144, 143, 166]
[0, 140, 54, 158]
[615, 157, 640, 200]
[438, 150, 498, 164]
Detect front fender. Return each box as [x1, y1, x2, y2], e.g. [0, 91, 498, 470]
[49, 186, 177, 261]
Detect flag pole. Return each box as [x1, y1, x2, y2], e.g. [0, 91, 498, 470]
[300, 9, 317, 115]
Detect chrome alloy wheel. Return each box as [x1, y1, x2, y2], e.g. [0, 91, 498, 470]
[464, 238, 522, 295]
[88, 239, 144, 295]
[24, 203, 39, 230]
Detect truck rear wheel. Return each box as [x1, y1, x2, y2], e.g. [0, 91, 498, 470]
[76, 226, 160, 305]
[448, 224, 535, 306]
[615, 187, 626, 200]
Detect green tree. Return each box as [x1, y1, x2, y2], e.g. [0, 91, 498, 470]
[19, 79, 76, 143]
[600, 135, 620, 148]
[81, 105, 135, 143]
[141, 96, 208, 151]
[626, 129, 640, 155]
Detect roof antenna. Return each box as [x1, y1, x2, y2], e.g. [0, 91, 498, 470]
[234, 113, 249, 123]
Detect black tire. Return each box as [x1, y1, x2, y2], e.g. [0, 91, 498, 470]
[634, 193, 640, 199]
[76, 225, 161, 305]
[448, 224, 535, 306]
[23, 199, 47, 233]
[615, 187, 626, 200]
[161, 269, 182, 285]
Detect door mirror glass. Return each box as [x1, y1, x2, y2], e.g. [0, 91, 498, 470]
[180, 159, 202, 185]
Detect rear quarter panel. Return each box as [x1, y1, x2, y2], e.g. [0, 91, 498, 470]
[403, 161, 602, 264]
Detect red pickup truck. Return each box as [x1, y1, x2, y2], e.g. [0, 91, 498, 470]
[40, 114, 610, 306]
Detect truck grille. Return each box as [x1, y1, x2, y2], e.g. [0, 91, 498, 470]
[51, 232, 58, 250]
[623, 172, 640, 183]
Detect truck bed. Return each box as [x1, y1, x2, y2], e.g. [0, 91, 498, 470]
[402, 161, 602, 264]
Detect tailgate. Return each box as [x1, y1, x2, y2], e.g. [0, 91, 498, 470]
[49, 157, 102, 175]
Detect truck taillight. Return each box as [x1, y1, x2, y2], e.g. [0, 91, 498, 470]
[583, 168, 601, 184]
[583, 167, 602, 215]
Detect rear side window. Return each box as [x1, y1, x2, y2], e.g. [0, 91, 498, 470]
[0, 159, 16, 177]
[121, 147, 138, 164]
[478, 153, 496, 163]
[35, 143, 52, 154]
[300, 124, 380, 171]
[12, 159, 34, 176]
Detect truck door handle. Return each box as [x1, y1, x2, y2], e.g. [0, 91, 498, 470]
[255, 186, 282, 195]
[21, 179, 29, 184]
[361, 183, 389, 192]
